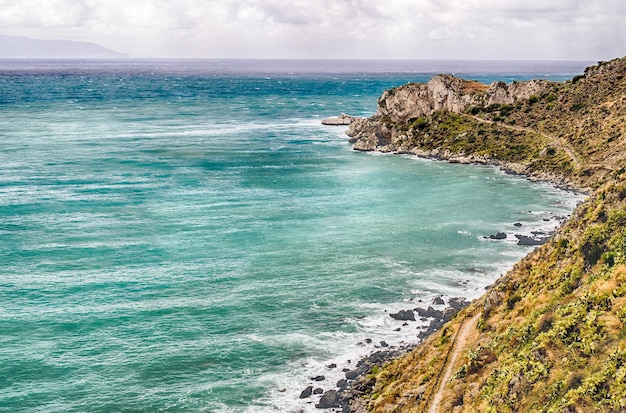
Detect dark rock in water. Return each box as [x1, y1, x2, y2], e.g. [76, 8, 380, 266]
[316, 390, 340, 409]
[345, 370, 359, 380]
[337, 379, 348, 389]
[380, 341, 389, 347]
[531, 231, 546, 236]
[365, 338, 372, 344]
[311, 375, 326, 381]
[432, 296, 445, 305]
[327, 363, 337, 369]
[394, 327, 401, 331]
[514, 222, 523, 227]
[415, 306, 443, 319]
[489, 232, 507, 240]
[299, 385, 313, 399]
[515, 234, 547, 246]
[313, 388, 324, 395]
[390, 309, 415, 321]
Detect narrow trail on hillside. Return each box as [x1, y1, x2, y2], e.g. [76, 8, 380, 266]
[466, 114, 582, 171]
[426, 312, 481, 413]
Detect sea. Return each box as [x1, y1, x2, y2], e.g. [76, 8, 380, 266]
[0, 59, 589, 413]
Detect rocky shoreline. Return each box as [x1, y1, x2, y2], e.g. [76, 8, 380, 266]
[295, 296, 471, 412]
[323, 113, 585, 194]
[297, 202, 573, 412]
[308, 111, 584, 412]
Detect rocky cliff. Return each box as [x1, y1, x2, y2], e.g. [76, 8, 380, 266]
[347, 75, 552, 154]
[348, 57, 626, 412]
[375, 74, 551, 123]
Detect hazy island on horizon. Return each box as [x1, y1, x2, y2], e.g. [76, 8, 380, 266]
[0, 34, 128, 59]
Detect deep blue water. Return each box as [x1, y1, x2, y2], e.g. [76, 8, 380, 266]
[0, 59, 587, 412]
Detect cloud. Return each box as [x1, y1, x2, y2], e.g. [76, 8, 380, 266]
[0, 0, 624, 59]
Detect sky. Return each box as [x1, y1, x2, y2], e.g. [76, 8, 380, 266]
[0, 0, 625, 60]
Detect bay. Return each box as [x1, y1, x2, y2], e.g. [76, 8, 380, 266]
[0, 59, 587, 412]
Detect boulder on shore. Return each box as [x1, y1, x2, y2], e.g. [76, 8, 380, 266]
[315, 390, 340, 408]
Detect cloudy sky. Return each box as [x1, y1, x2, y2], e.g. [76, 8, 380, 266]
[1, 0, 625, 60]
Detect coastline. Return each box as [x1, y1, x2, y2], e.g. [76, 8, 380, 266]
[348, 124, 587, 195]
[318, 57, 626, 412]
[295, 136, 586, 412]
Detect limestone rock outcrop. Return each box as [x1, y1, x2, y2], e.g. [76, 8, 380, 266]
[485, 79, 552, 106]
[375, 74, 552, 125]
[346, 117, 393, 151]
[321, 113, 358, 125]
[377, 75, 489, 124]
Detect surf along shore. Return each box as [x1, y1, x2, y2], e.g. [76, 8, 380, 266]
[311, 57, 626, 412]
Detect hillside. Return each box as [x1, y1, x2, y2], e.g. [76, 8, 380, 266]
[346, 57, 626, 412]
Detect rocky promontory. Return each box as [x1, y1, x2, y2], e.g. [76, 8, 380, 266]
[346, 75, 552, 154]
[346, 58, 626, 192]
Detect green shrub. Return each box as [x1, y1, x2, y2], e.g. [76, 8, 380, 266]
[410, 117, 429, 129]
[570, 102, 585, 111]
[507, 294, 522, 310]
[581, 224, 609, 267]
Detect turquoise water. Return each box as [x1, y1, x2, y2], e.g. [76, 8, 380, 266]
[0, 60, 587, 412]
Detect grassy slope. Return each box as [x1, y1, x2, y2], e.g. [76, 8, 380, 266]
[363, 57, 626, 412]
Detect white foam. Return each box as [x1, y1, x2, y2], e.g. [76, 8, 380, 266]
[244, 288, 473, 412]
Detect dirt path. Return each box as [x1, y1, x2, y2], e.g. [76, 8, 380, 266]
[466, 115, 582, 170]
[427, 312, 481, 413]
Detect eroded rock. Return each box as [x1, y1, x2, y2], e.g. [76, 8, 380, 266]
[321, 113, 358, 126]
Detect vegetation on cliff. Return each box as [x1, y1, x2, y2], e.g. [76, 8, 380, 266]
[351, 57, 626, 412]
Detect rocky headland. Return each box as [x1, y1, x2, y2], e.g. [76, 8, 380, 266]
[318, 56, 626, 412]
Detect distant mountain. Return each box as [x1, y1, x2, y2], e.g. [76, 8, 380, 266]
[0, 35, 128, 58]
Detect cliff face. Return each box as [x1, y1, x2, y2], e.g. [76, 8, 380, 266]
[374, 74, 551, 123]
[352, 57, 626, 412]
[346, 75, 553, 155]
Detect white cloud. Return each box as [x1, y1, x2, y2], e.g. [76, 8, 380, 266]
[0, 0, 624, 59]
